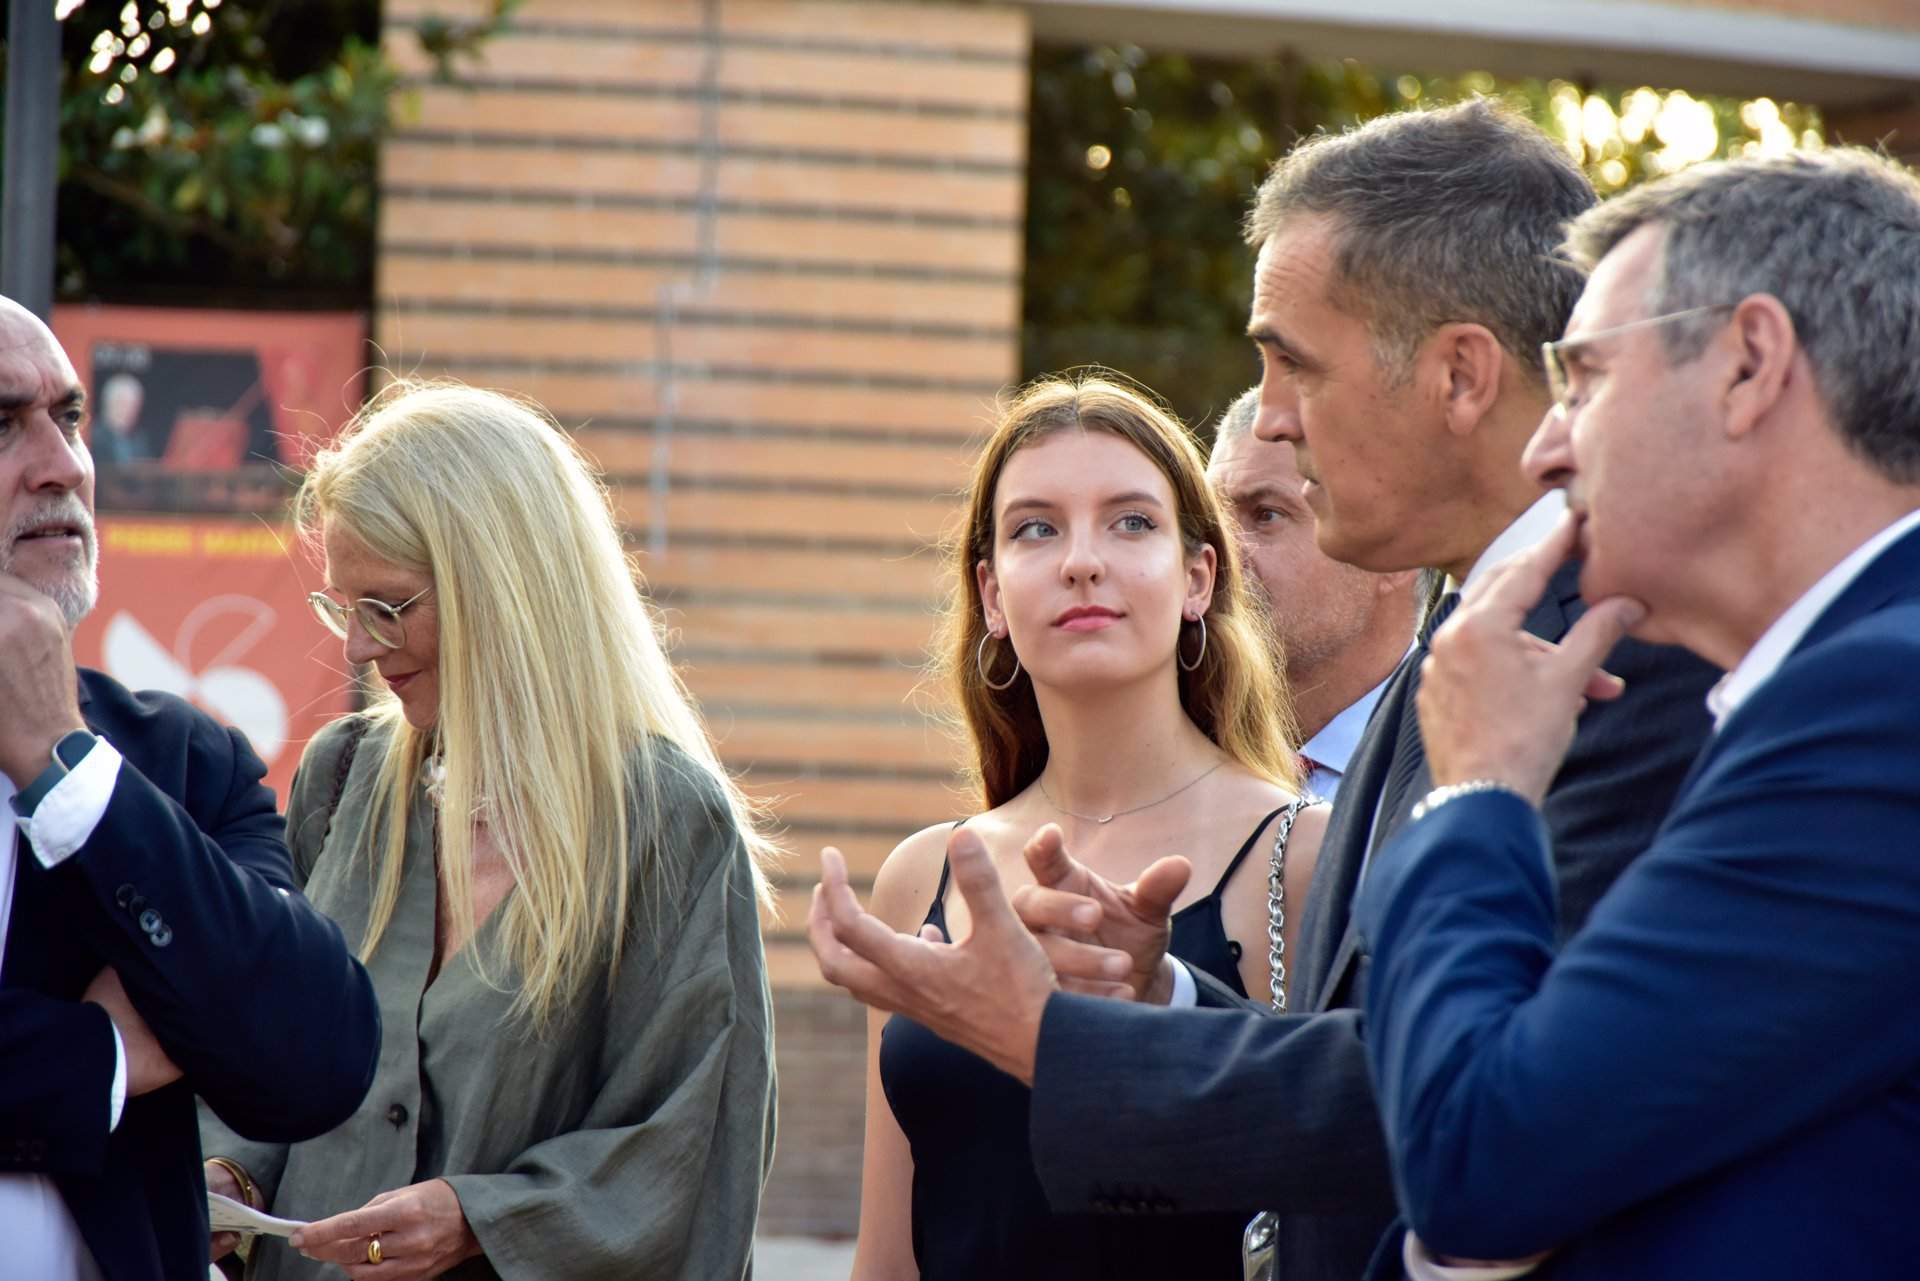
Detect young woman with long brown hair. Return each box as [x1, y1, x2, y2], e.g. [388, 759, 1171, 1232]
[850, 373, 1327, 1280]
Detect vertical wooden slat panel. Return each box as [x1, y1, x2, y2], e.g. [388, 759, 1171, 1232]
[376, 1, 1028, 1236]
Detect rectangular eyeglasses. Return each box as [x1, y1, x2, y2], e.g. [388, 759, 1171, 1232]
[1542, 303, 1737, 416]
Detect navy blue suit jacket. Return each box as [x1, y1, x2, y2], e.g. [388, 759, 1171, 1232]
[1358, 525, 1920, 1278]
[0, 670, 380, 1281]
[1024, 563, 1719, 1281]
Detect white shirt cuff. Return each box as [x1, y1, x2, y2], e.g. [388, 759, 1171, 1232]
[22, 737, 122, 868]
[108, 1024, 127, 1132]
[1404, 1231, 1550, 1280]
[1167, 958, 1198, 1008]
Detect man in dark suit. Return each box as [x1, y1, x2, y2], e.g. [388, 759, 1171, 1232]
[810, 102, 1719, 1280]
[0, 295, 380, 1281]
[1359, 147, 1920, 1279]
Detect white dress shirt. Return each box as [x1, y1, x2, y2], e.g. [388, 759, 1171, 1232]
[1298, 671, 1392, 802]
[1, 736, 126, 1281]
[1453, 489, 1568, 594]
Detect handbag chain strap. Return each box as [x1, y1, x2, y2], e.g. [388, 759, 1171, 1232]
[1266, 797, 1312, 1014]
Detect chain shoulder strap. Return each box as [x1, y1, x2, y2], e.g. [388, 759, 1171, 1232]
[1266, 796, 1313, 1013]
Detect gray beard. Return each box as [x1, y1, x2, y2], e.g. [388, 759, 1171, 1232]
[1, 499, 100, 629]
[39, 569, 99, 630]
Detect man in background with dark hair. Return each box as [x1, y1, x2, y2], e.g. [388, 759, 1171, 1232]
[811, 99, 1721, 1280]
[1208, 386, 1421, 800]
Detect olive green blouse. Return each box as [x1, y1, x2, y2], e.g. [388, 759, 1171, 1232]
[200, 716, 776, 1280]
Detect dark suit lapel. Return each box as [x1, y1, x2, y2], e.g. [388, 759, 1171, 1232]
[1297, 650, 1418, 1012]
[1519, 562, 1580, 649]
[1316, 562, 1583, 1010]
[1793, 523, 1920, 653]
[1, 846, 72, 994]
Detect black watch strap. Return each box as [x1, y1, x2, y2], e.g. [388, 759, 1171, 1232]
[11, 730, 100, 821]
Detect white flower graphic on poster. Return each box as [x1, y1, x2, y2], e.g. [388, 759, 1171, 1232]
[102, 595, 289, 764]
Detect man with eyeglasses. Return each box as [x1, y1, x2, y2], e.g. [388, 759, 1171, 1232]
[1353, 145, 1920, 1279]
[811, 100, 1721, 1281]
[0, 296, 380, 1281]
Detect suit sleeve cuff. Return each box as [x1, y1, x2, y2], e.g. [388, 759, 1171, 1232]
[1167, 958, 1197, 1008]
[24, 737, 122, 869]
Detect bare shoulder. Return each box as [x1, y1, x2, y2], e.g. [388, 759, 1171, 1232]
[869, 821, 961, 933]
[1286, 800, 1332, 861]
[1204, 770, 1325, 885]
[1212, 767, 1311, 830]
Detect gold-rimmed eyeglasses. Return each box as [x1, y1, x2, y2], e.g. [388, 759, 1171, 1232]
[1542, 303, 1738, 417]
[308, 586, 433, 650]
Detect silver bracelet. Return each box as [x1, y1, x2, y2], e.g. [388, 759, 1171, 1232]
[1409, 779, 1533, 822]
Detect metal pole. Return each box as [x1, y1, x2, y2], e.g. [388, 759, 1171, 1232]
[3, 0, 61, 319]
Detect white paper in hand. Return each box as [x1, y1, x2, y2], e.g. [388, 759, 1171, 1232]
[209, 1191, 308, 1237]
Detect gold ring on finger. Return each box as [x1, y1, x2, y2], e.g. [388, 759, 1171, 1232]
[367, 1235, 383, 1266]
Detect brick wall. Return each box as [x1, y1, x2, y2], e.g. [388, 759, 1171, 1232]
[763, 988, 871, 1237]
[377, 0, 1031, 1236]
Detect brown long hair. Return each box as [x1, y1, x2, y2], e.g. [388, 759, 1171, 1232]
[935, 372, 1301, 808]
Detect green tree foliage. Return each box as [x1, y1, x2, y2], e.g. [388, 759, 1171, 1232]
[1024, 47, 1824, 434]
[0, 0, 516, 303]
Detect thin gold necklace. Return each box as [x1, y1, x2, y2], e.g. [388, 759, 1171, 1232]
[1038, 760, 1226, 825]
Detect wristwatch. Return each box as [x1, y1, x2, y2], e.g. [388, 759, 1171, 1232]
[11, 729, 101, 822]
[1409, 778, 1531, 822]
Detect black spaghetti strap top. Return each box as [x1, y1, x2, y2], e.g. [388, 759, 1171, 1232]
[877, 807, 1287, 1281]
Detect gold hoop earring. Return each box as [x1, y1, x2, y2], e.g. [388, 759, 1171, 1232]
[976, 632, 1021, 691]
[1178, 615, 1207, 672]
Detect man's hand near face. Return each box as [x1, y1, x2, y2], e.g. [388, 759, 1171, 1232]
[0, 572, 87, 786]
[1418, 512, 1643, 801]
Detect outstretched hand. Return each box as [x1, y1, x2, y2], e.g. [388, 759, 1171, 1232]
[1011, 824, 1191, 1004]
[809, 826, 1133, 1084]
[1420, 511, 1646, 803]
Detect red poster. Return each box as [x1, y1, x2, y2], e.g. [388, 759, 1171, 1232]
[50, 305, 367, 513]
[73, 516, 353, 804]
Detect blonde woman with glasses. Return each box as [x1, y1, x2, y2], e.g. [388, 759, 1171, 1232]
[201, 382, 777, 1281]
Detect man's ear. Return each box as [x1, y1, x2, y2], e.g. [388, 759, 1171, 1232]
[1722, 294, 1797, 442]
[1430, 322, 1506, 439]
[976, 558, 1006, 635]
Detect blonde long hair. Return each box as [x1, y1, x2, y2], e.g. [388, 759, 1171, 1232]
[297, 381, 776, 1028]
[936, 373, 1301, 808]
